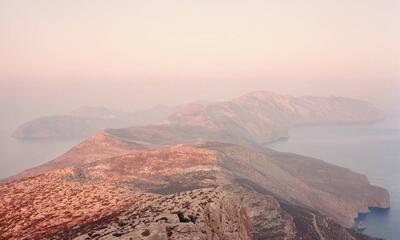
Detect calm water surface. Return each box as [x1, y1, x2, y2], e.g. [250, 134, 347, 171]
[269, 117, 400, 240]
[0, 128, 83, 179]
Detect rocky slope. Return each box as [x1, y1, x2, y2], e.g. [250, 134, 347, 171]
[58, 185, 378, 240]
[12, 105, 176, 139]
[13, 135, 390, 228]
[0, 169, 134, 239]
[0, 170, 379, 240]
[9, 132, 147, 178]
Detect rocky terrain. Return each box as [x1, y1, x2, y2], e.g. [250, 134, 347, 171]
[57, 185, 379, 240]
[13, 136, 389, 228]
[0, 168, 134, 239]
[2, 91, 389, 239]
[12, 105, 176, 139]
[0, 170, 379, 240]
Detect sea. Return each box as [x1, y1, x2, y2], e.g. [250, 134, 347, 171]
[0, 128, 83, 179]
[269, 116, 400, 240]
[0, 116, 399, 239]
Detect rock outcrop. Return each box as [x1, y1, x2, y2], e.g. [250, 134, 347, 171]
[0, 171, 380, 240]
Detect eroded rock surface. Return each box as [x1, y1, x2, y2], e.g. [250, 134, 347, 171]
[50, 185, 377, 240]
[0, 168, 383, 240]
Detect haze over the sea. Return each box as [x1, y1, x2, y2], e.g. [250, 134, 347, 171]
[0, 0, 399, 129]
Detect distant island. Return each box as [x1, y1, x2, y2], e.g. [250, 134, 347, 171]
[12, 105, 176, 139]
[13, 91, 384, 142]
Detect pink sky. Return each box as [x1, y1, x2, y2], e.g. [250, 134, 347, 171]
[0, 0, 399, 121]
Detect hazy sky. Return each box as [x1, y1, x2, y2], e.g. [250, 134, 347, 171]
[0, 0, 399, 126]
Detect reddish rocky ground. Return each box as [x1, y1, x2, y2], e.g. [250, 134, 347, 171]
[0, 169, 134, 239]
[0, 176, 380, 240]
[11, 137, 389, 228]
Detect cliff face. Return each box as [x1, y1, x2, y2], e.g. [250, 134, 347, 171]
[0, 171, 379, 240]
[13, 137, 390, 228]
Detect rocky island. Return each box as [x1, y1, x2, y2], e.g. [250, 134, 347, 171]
[107, 91, 385, 146]
[12, 105, 176, 139]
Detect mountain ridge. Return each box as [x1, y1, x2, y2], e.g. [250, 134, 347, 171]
[2, 90, 389, 239]
[11, 134, 390, 228]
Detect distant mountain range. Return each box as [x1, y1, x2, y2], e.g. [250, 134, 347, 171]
[2, 91, 388, 239]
